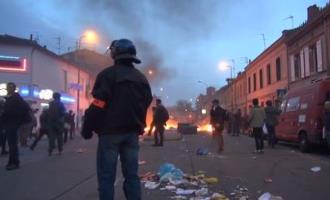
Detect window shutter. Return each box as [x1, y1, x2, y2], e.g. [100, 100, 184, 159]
[304, 47, 310, 77]
[290, 55, 295, 82]
[316, 39, 323, 72]
[300, 49, 305, 78]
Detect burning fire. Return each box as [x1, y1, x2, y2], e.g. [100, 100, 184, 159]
[197, 124, 213, 133]
[144, 119, 178, 133]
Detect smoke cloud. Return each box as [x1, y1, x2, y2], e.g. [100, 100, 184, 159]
[50, 0, 221, 85]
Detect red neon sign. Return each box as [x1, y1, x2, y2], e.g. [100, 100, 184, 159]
[0, 56, 27, 72]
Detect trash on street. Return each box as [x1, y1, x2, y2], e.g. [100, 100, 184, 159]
[310, 166, 321, 172]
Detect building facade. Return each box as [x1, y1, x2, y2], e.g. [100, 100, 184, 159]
[245, 35, 289, 109]
[287, 4, 330, 89]
[232, 71, 247, 116]
[0, 35, 94, 124]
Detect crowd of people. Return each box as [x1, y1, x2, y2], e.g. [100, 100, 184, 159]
[210, 98, 282, 154]
[0, 84, 76, 170]
[210, 97, 330, 154]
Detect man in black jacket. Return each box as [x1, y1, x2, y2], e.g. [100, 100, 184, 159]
[1, 82, 30, 170]
[48, 92, 66, 156]
[153, 99, 169, 147]
[210, 99, 227, 153]
[81, 39, 152, 200]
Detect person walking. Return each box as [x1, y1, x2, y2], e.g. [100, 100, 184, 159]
[1, 82, 31, 170]
[210, 99, 227, 153]
[47, 92, 65, 156]
[68, 110, 75, 140]
[63, 111, 71, 143]
[81, 39, 152, 200]
[30, 108, 49, 151]
[264, 100, 281, 148]
[249, 98, 266, 153]
[233, 109, 242, 136]
[153, 99, 169, 147]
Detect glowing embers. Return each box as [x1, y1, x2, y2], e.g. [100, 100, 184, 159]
[0, 55, 27, 72]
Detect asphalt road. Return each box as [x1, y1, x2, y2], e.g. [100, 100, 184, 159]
[0, 132, 329, 200]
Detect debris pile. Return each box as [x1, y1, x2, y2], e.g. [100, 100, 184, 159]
[141, 163, 244, 200]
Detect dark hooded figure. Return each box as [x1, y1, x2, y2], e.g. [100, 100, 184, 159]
[1, 82, 31, 170]
[210, 99, 227, 153]
[81, 39, 152, 200]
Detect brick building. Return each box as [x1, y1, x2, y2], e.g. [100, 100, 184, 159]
[232, 71, 247, 115]
[287, 4, 330, 89]
[245, 34, 289, 109]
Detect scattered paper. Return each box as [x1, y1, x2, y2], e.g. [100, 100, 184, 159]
[176, 188, 196, 195]
[144, 181, 160, 190]
[311, 166, 321, 172]
[264, 178, 273, 183]
[258, 192, 272, 200]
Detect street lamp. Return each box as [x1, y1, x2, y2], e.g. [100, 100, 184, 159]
[75, 30, 98, 128]
[77, 30, 98, 49]
[218, 59, 235, 79]
[219, 59, 236, 112]
[197, 80, 208, 87]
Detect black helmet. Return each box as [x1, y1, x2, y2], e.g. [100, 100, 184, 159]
[110, 39, 141, 64]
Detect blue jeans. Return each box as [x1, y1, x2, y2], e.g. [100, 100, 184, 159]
[97, 133, 141, 200]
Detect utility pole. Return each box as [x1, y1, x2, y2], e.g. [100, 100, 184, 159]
[260, 34, 266, 49]
[55, 36, 61, 54]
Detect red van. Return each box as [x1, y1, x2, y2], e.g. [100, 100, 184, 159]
[276, 79, 330, 152]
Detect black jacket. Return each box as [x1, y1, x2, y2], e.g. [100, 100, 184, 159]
[1, 93, 31, 127]
[325, 111, 330, 131]
[210, 106, 227, 126]
[82, 62, 152, 138]
[154, 104, 169, 126]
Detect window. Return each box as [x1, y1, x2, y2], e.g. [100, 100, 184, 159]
[248, 77, 251, 93]
[309, 44, 317, 73]
[276, 57, 281, 81]
[259, 69, 263, 89]
[286, 97, 300, 112]
[267, 64, 271, 85]
[253, 73, 256, 91]
[294, 54, 301, 79]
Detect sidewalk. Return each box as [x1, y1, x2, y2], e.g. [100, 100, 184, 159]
[0, 133, 330, 200]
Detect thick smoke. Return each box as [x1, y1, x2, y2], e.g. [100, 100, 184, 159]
[51, 0, 221, 85]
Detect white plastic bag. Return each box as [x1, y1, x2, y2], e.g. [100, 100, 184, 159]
[263, 123, 268, 134]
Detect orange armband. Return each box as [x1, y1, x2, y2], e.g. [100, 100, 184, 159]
[92, 98, 106, 108]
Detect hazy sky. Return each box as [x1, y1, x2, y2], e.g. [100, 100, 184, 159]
[0, 0, 328, 105]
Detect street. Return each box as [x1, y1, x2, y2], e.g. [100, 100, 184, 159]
[0, 132, 330, 200]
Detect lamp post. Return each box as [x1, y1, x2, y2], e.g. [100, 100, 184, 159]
[75, 30, 98, 128]
[219, 59, 236, 112]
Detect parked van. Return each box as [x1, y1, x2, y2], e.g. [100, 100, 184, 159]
[276, 79, 330, 152]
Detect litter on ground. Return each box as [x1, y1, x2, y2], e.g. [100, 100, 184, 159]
[310, 166, 321, 172]
[141, 163, 247, 200]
